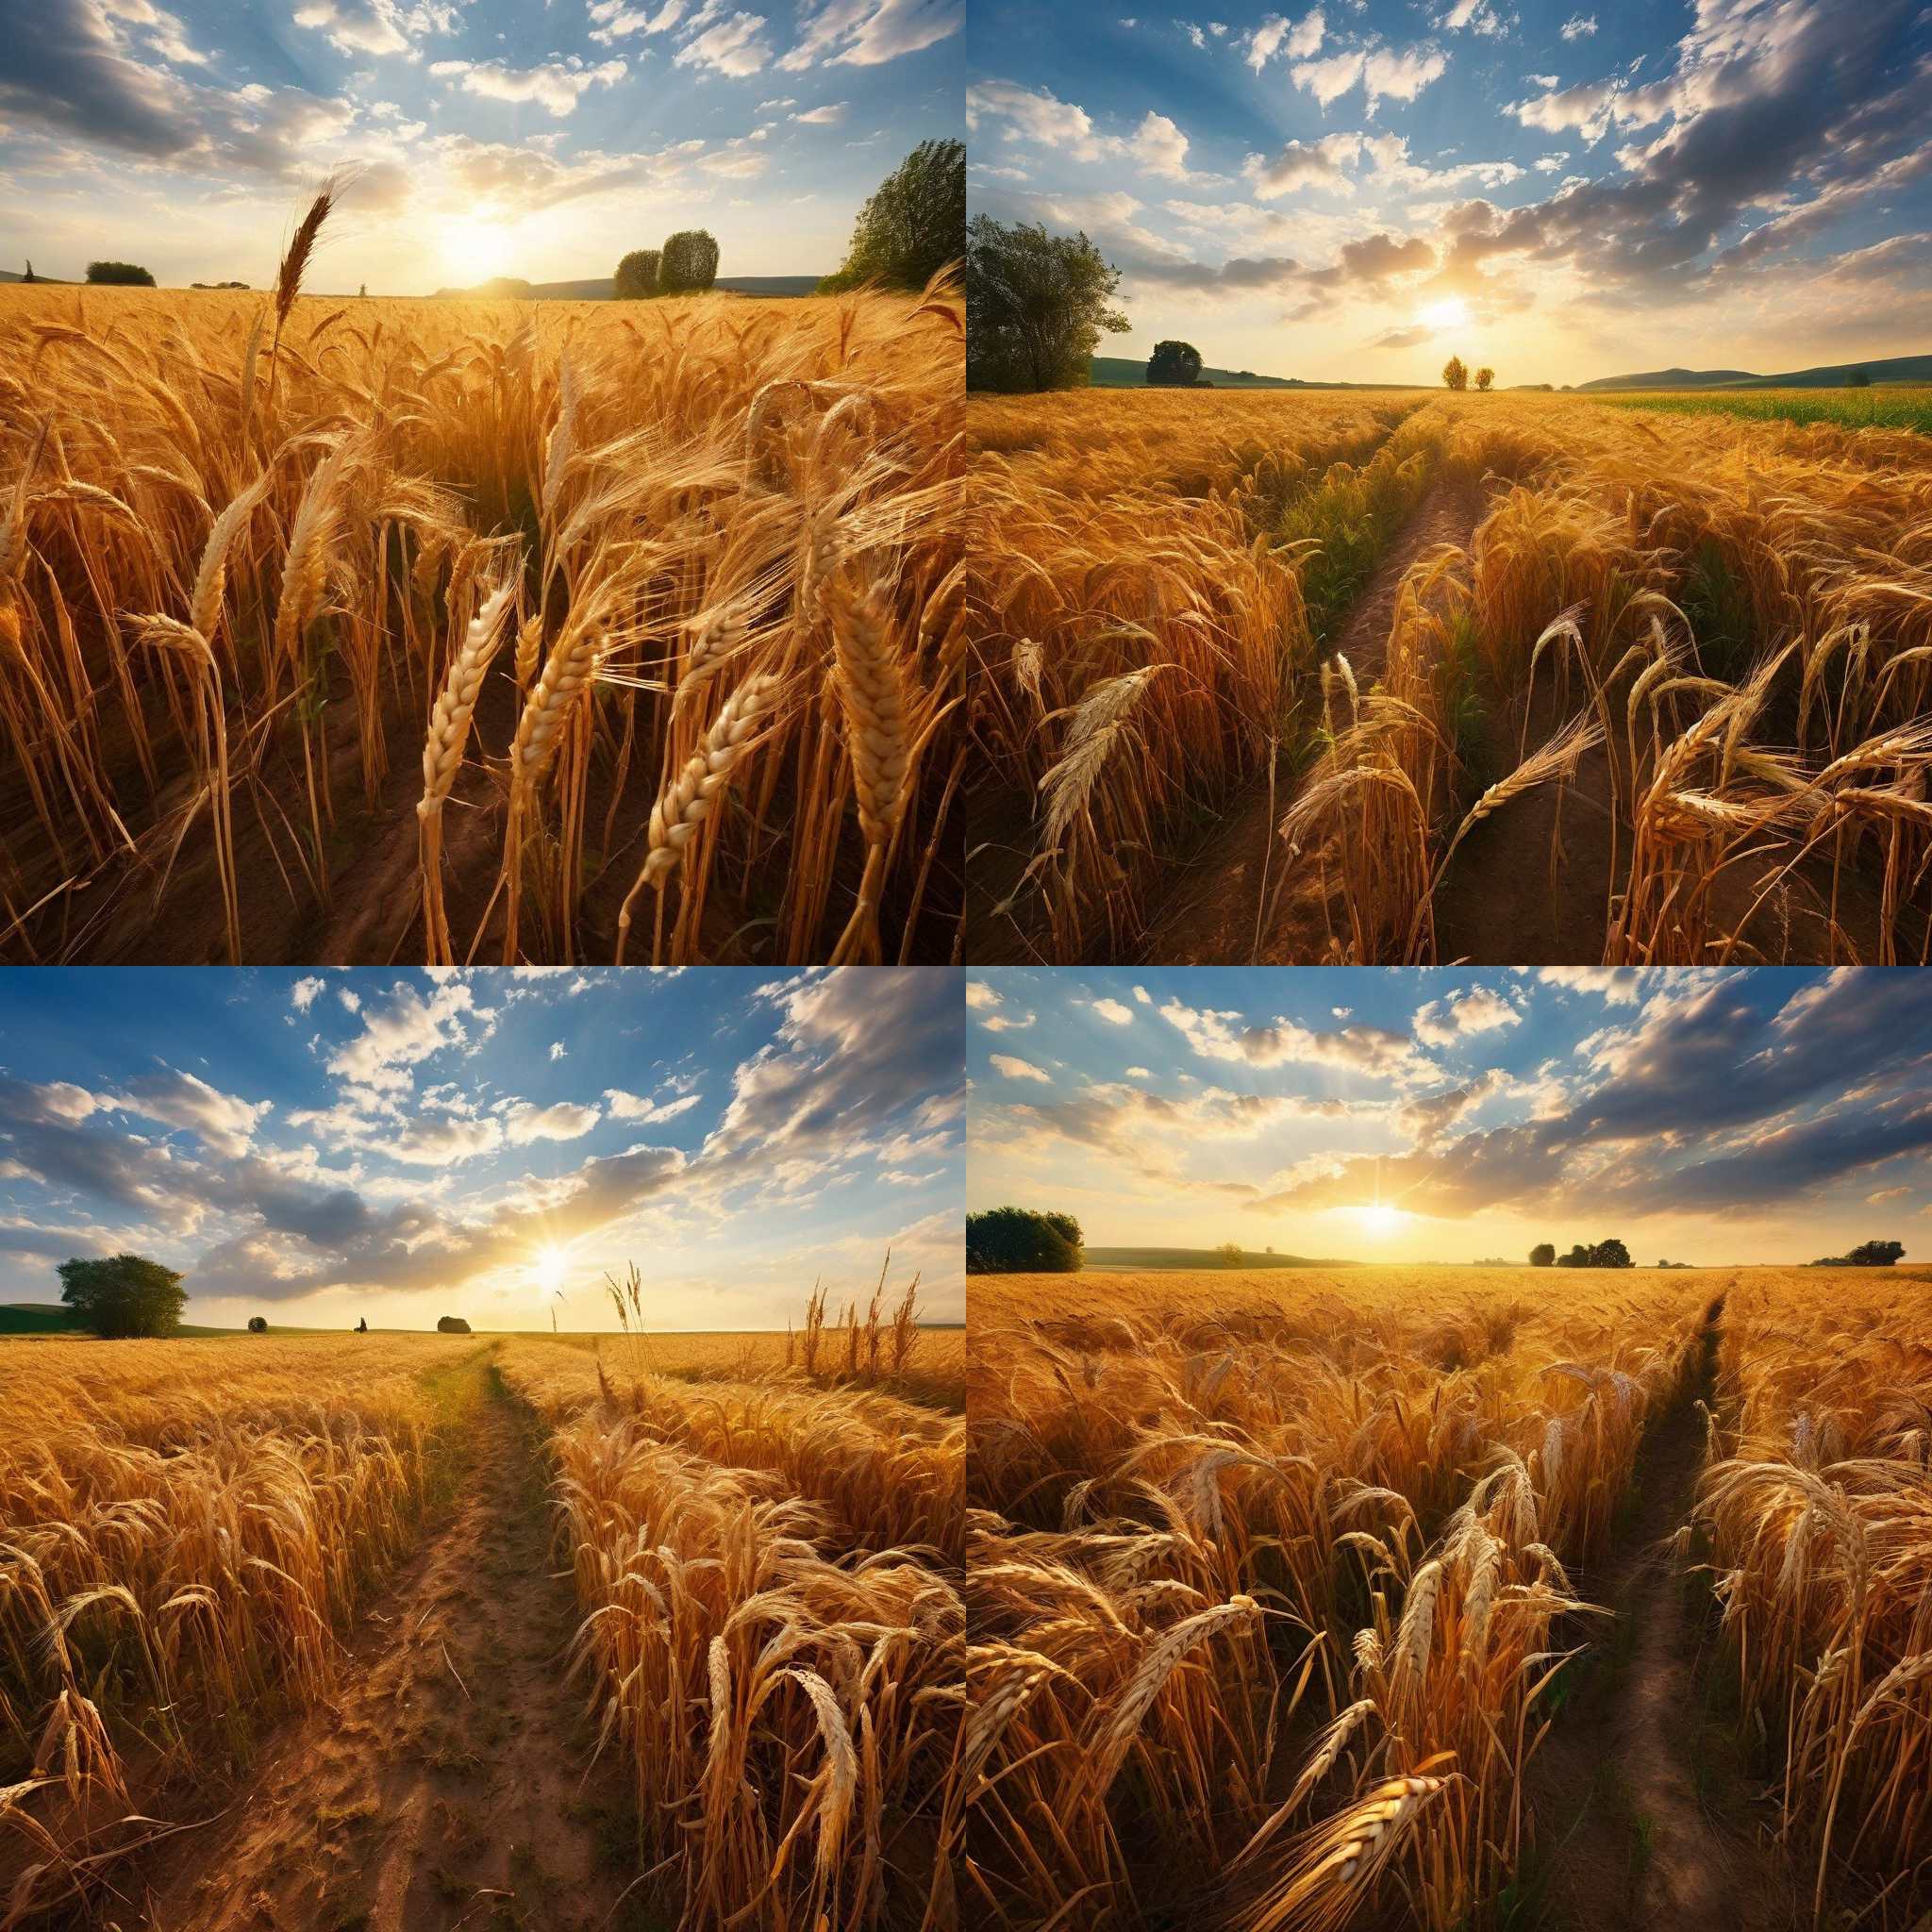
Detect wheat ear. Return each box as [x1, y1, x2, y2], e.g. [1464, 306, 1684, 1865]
[614, 673, 782, 960]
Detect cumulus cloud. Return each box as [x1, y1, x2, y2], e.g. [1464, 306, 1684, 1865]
[990, 1054, 1051, 1083]
[428, 57, 627, 117]
[504, 1101, 602, 1145]
[675, 10, 774, 76]
[1413, 985, 1522, 1047]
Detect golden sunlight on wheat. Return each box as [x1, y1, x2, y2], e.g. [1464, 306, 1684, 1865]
[965, 1264, 1932, 1930]
[0, 192, 964, 966]
[0, 1274, 963, 1930]
[967, 389, 1932, 967]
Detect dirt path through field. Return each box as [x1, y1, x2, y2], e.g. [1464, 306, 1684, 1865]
[134, 1354, 648, 1932]
[1526, 1296, 1799, 1932]
[1139, 475, 1489, 964]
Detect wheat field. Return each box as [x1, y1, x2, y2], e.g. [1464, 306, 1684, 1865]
[966, 1264, 1932, 1930]
[0, 1301, 963, 1929]
[0, 192, 964, 967]
[967, 389, 1932, 966]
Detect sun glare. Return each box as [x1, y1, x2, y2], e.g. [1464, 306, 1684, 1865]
[1422, 297, 1470, 330]
[1357, 1202, 1403, 1238]
[440, 214, 514, 283]
[533, 1245, 567, 1296]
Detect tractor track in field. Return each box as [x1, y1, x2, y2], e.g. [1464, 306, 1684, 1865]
[129, 1356, 651, 1932]
[1524, 1294, 1801, 1932]
[1140, 475, 1490, 966]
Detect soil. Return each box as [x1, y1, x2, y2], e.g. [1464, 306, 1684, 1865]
[1523, 1296, 1801, 1932]
[1140, 476, 1491, 965]
[125, 1356, 658, 1932]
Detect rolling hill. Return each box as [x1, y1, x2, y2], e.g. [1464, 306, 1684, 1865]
[1081, 1246, 1360, 1270]
[1578, 352, 1932, 391]
[433, 274, 825, 301]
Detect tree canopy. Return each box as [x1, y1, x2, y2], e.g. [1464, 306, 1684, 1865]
[1147, 341, 1204, 387]
[659, 230, 720, 295]
[1475, 366, 1495, 391]
[966, 1207, 1084, 1274]
[87, 261, 155, 287]
[966, 216, 1128, 393]
[821, 139, 964, 292]
[1812, 1238, 1905, 1265]
[1442, 355, 1469, 391]
[1529, 1242, 1556, 1268]
[614, 248, 660, 299]
[58, 1254, 187, 1338]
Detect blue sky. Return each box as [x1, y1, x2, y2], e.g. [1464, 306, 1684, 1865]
[0, 967, 963, 1330]
[1, 0, 962, 289]
[967, 0, 1932, 383]
[969, 968, 1932, 1264]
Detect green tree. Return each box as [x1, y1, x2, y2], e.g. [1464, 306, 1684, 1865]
[1442, 355, 1469, 391]
[1589, 1239, 1633, 1269]
[966, 216, 1129, 392]
[1557, 1242, 1590, 1268]
[1847, 367, 1873, 389]
[614, 248, 660, 299]
[437, 1315, 473, 1334]
[820, 139, 964, 292]
[247, 1316, 268, 1333]
[660, 230, 720, 294]
[57, 1254, 187, 1338]
[87, 261, 155, 287]
[1215, 1241, 1244, 1266]
[1529, 1242, 1556, 1268]
[1475, 365, 1494, 391]
[965, 1207, 1084, 1274]
[1847, 1238, 1904, 1265]
[1147, 340, 1204, 387]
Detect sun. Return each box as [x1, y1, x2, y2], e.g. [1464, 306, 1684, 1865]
[533, 1245, 567, 1296]
[1421, 297, 1470, 330]
[440, 214, 514, 284]
[1357, 1202, 1404, 1238]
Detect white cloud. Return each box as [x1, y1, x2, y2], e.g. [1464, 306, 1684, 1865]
[780, 0, 961, 71]
[549, 1041, 568, 1061]
[1413, 986, 1523, 1047]
[1090, 998, 1136, 1026]
[990, 1054, 1051, 1084]
[292, 976, 325, 1013]
[603, 1089, 704, 1123]
[428, 58, 628, 117]
[1560, 13, 1596, 39]
[505, 1100, 603, 1145]
[675, 10, 774, 76]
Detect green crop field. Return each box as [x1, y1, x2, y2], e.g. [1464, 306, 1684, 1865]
[1593, 385, 1932, 435]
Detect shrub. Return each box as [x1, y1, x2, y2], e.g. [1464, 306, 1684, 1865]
[820, 139, 964, 292]
[86, 261, 156, 287]
[966, 1207, 1083, 1274]
[659, 230, 720, 294]
[614, 248, 660, 299]
[57, 1254, 186, 1337]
